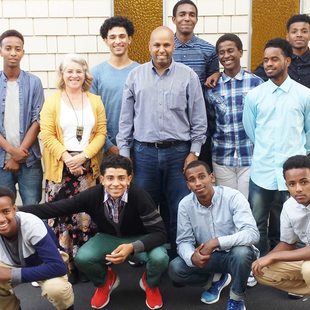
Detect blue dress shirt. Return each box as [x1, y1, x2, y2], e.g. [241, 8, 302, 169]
[117, 60, 207, 157]
[243, 76, 310, 190]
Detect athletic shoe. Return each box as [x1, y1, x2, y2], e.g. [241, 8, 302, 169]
[139, 272, 163, 309]
[201, 273, 231, 304]
[247, 272, 257, 287]
[31, 281, 40, 287]
[288, 292, 304, 299]
[90, 267, 119, 309]
[227, 299, 246, 310]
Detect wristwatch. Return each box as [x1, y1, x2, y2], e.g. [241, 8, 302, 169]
[192, 152, 200, 157]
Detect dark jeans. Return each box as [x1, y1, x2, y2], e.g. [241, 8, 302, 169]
[133, 140, 190, 256]
[169, 246, 256, 300]
[248, 179, 289, 256]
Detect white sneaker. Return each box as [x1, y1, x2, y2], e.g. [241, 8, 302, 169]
[31, 281, 40, 287]
[247, 272, 257, 287]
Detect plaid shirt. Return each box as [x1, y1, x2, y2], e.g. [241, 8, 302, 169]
[104, 190, 128, 224]
[206, 69, 263, 166]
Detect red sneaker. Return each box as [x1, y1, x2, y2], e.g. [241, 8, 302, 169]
[139, 272, 163, 309]
[91, 267, 119, 309]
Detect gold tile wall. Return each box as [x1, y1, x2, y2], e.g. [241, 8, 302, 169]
[251, 0, 299, 71]
[114, 0, 163, 64]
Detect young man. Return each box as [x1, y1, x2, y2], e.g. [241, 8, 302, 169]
[243, 38, 310, 256]
[169, 160, 259, 310]
[252, 155, 310, 298]
[254, 14, 310, 88]
[206, 34, 263, 199]
[0, 30, 44, 205]
[22, 155, 169, 310]
[0, 187, 74, 310]
[91, 16, 139, 155]
[117, 26, 207, 258]
[172, 0, 219, 169]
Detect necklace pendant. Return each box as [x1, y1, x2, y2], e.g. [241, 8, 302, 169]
[76, 126, 84, 142]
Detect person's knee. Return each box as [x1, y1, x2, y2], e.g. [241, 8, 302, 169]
[43, 278, 74, 306]
[168, 257, 185, 282]
[301, 261, 310, 283]
[149, 248, 169, 270]
[231, 246, 255, 264]
[74, 247, 93, 269]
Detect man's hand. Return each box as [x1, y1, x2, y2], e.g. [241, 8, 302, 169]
[205, 72, 221, 88]
[200, 239, 219, 256]
[191, 244, 210, 268]
[105, 243, 134, 265]
[0, 266, 12, 281]
[184, 152, 198, 170]
[252, 255, 274, 277]
[106, 145, 119, 156]
[4, 159, 20, 172]
[9, 146, 29, 163]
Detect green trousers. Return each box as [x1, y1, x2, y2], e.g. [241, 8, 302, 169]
[75, 233, 169, 288]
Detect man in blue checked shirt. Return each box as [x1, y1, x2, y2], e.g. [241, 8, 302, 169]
[206, 34, 263, 200]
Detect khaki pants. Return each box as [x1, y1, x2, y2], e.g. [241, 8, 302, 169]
[0, 252, 74, 310]
[256, 260, 310, 295]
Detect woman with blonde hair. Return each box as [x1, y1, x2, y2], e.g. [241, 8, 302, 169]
[40, 53, 106, 283]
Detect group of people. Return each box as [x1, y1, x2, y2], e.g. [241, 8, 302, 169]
[0, 0, 310, 309]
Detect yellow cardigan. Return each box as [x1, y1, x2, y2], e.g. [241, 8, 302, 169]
[40, 91, 107, 183]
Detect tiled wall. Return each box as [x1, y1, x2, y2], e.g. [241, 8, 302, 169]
[0, 0, 309, 95]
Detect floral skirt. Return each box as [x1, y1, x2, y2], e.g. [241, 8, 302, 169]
[45, 161, 97, 269]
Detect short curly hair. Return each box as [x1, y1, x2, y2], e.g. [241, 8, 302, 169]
[57, 53, 93, 92]
[0, 29, 24, 46]
[100, 16, 134, 39]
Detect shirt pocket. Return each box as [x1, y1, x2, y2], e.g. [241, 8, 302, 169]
[166, 91, 187, 111]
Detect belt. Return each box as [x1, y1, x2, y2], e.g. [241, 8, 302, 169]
[137, 140, 188, 149]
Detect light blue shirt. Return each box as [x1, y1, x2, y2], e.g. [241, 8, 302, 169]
[243, 76, 310, 190]
[117, 60, 207, 157]
[90, 61, 139, 151]
[0, 71, 44, 167]
[177, 186, 259, 267]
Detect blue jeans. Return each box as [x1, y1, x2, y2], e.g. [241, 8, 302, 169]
[133, 141, 190, 256]
[168, 246, 256, 300]
[248, 179, 289, 256]
[75, 233, 169, 288]
[0, 160, 43, 205]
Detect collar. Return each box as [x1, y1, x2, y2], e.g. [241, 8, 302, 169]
[0, 70, 23, 83]
[221, 68, 244, 83]
[104, 189, 128, 204]
[292, 48, 310, 62]
[150, 59, 175, 75]
[267, 75, 292, 94]
[174, 34, 197, 48]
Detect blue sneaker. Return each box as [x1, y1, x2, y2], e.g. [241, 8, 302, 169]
[201, 273, 232, 304]
[227, 299, 246, 310]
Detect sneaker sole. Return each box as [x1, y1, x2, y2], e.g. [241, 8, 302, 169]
[91, 276, 120, 309]
[200, 274, 232, 305]
[139, 278, 163, 310]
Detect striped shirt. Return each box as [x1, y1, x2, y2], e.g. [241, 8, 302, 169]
[173, 34, 219, 85]
[206, 69, 263, 167]
[104, 190, 128, 224]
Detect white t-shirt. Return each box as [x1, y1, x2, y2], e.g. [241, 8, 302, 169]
[4, 81, 20, 160]
[60, 97, 95, 151]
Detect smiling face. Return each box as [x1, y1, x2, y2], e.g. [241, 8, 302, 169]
[285, 168, 310, 206]
[0, 36, 24, 69]
[287, 21, 310, 54]
[62, 61, 85, 91]
[149, 27, 175, 71]
[263, 47, 291, 84]
[0, 196, 17, 239]
[185, 165, 215, 205]
[100, 168, 132, 199]
[173, 3, 198, 37]
[218, 40, 242, 77]
[105, 26, 132, 57]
